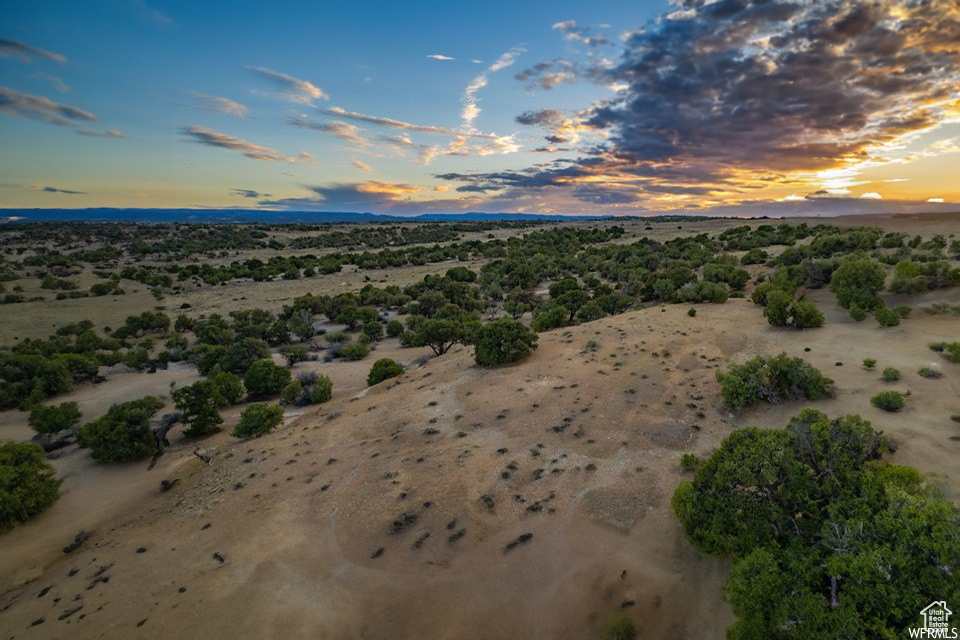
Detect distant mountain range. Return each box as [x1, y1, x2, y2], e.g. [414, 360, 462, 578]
[0, 209, 616, 224]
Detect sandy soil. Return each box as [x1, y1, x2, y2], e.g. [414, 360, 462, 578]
[1, 285, 958, 638]
[1, 214, 958, 639]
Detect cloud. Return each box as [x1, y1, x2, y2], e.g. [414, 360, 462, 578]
[552, 20, 609, 47]
[179, 125, 294, 161]
[190, 92, 248, 117]
[514, 59, 578, 90]
[427, 54, 455, 61]
[461, 46, 525, 127]
[247, 66, 328, 104]
[0, 87, 97, 126]
[431, 0, 960, 211]
[76, 129, 126, 138]
[0, 38, 66, 64]
[317, 106, 494, 138]
[231, 188, 270, 198]
[353, 160, 372, 171]
[35, 72, 70, 93]
[927, 197, 944, 203]
[34, 185, 87, 195]
[859, 192, 883, 199]
[288, 117, 366, 146]
[260, 181, 420, 211]
[291, 152, 315, 166]
[131, 0, 176, 26]
[515, 109, 564, 126]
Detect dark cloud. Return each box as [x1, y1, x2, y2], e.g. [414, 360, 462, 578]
[571, 184, 644, 205]
[40, 186, 86, 195]
[0, 39, 66, 64]
[0, 87, 97, 126]
[232, 189, 270, 198]
[473, 0, 960, 205]
[259, 181, 419, 211]
[515, 109, 564, 126]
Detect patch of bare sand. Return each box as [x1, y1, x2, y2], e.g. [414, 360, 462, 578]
[0, 290, 958, 638]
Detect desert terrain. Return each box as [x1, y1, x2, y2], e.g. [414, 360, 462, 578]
[0, 213, 958, 639]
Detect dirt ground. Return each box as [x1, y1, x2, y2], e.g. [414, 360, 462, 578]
[0, 213, 958, 639]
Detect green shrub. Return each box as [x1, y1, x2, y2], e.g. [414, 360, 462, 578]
[790, 300, 825, 328]
[77, 396, 163, 462]
[220, 337, 270, 374]
[367, 358, 404, 386]
[848, 302, 866, 321]
[687, 308, 697, 317]
[281, 380, 303, 405]
[172, 381, 223, 438]
[243, 359, 291, 398]
[280, 344, 309, 366]
[881, 367, 900, 382]
[531, 304, 568, 332]
[232, 403, 283, 439]
[951, 414, 960, 423]
[361, 321, 383, 341]
[829, 258, 886, 311]
[340, 340, 371, 361]
[309, 375, 333, 404]
[680, 453, 700, 472]
[875, 305, 901, 327]
[671, 409, 958, 638]
[929, 342, 960, 364]
[473, 318, 538, 367]
[386, 319, 404, 337]
[715, 352, 835, 408]
[862, 359, 877, 369]
[870, 390, 905, 412]
[28, 401, 82, 435]
[208, 369, 244, 406]
[0, 442, 61, 531]
[326, 331, 350, 344]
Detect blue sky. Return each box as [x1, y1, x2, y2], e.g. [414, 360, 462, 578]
[1, 0, 959, 215]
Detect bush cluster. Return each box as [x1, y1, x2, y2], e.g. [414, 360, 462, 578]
[716, 352, 835, 408]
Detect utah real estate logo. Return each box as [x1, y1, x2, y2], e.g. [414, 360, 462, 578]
[909, 601, 957, 638]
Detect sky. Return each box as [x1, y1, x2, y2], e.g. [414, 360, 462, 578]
[1, 0, 959, 217]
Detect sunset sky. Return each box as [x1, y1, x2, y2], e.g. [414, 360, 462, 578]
[1, 0, 959, 216]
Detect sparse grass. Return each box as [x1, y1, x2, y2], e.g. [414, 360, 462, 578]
[598, 614, 637, 640]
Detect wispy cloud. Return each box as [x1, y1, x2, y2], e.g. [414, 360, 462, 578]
[552, 20, 609, 47]
[35, 72, 70, 93]
[353, 160, 372, 171]
[0, 87, 97, 126]
[0, 38, 66, 64]
[461, 46, 525, 128]
[247, 66, 328, 104]
[76, 129, 126, 138]
[316, 106, 490, 138]
[427, 54, 455, 61]
[288, 117, 366, 146]
[179, 125, 294, 161]
[260, 181, 420, 210]
[131, 0, 176, 26]
[190, 92, 248, 117]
